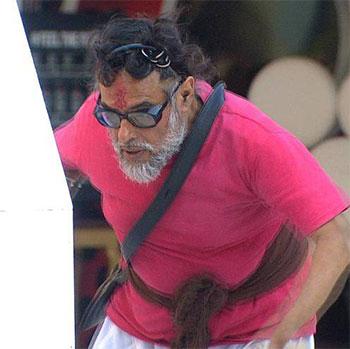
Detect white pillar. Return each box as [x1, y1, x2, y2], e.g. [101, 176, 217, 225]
[0, 1, 75, 348]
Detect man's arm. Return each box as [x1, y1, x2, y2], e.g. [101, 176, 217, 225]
[269, 212, 350, 349]
[65, 168, 88, 199]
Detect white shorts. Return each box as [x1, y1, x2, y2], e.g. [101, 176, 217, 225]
[89, 317, 315, 349]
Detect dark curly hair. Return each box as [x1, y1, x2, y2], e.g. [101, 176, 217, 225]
[91, 13, 217, 87]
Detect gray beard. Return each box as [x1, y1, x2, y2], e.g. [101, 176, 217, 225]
[111, 105, 188, 183]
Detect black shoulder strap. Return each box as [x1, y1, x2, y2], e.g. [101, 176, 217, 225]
[121, 82, 225, 261]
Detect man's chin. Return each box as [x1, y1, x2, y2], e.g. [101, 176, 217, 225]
[119, 161, 160, 184]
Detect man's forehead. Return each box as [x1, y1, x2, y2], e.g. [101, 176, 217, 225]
[99, 70, 166, 110]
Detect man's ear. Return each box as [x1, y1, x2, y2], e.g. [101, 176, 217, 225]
[177, 76, 195, 108]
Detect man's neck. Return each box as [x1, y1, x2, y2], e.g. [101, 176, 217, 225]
[187, 94, 203, 128]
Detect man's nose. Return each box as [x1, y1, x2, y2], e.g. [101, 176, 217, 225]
[117, 119, 137, 144]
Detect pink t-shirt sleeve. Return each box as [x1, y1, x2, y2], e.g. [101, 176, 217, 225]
[242, 125, 349, 235]
[54, 93, 97, 171]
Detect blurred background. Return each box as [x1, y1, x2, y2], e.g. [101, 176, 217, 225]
[17, 1, 349, 348]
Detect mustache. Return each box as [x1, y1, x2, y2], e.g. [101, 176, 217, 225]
[114, 139, 156, 153]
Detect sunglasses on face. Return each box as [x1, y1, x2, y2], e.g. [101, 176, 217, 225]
[94, 83, 181, 129]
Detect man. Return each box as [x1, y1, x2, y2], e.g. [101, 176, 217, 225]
[55, 15, 350, 349]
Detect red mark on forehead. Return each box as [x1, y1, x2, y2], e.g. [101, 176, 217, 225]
[115, 87, 128, 110]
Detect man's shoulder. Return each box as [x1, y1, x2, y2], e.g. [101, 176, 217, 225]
[74, 92, 99, 121]
[54, 91, 107, 166]
[195, 80, 278, 136]
[55, 92, 100, 137]
[219, 90, 288, 141]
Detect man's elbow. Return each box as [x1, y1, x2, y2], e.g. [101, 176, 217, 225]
[311, 211, 350, 267]
[336, 212, 350, 265]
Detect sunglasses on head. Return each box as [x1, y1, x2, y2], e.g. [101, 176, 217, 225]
[94, 83, 181, 129]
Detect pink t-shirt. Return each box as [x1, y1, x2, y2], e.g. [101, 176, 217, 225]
[55, 81, 349, 345]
